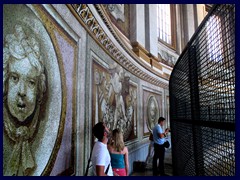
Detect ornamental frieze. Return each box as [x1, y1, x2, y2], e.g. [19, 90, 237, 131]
[70, 4, 168, 89]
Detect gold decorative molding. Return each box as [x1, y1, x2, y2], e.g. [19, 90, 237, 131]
[68, 4, 169, 89]
[131, 41, 151, 64]
[94, 4, 168, 79]
[33, 4, 77, 176]
[152, 59, 163, 71]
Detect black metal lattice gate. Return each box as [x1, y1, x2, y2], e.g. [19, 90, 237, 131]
[169, 4, 235, 176]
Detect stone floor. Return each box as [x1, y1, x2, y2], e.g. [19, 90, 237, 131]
[131, 163, 173, 176]
[131, 138, 173, 176]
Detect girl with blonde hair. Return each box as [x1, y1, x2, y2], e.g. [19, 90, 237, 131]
[108, 129, 129, 176]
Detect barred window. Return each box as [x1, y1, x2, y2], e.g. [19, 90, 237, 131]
[157, 4, 176, 49]
[206, 15, 223, 62]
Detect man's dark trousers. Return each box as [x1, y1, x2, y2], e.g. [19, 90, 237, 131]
[153, 143, 165, 176]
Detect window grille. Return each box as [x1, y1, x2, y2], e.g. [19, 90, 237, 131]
[169, 4, 235, 176]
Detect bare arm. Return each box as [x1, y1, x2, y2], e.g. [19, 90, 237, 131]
[96, 165, 107, 176]
[158, 128, 170, 138]
[124, 147, 129, 176]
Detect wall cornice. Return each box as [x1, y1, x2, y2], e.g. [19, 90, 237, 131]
[68, 4, 169, 89]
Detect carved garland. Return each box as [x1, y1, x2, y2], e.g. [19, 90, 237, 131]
[71, 4, 168, 89]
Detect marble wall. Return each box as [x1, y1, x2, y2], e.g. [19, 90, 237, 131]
[3, 4, 169, 176]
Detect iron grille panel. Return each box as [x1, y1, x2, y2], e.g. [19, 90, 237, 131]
[169, 4, 235, 176]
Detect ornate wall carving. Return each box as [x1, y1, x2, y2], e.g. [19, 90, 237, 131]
[103, 4, 130, 38]
[3, 4, 77, 176]
[143, 89, 162, 135]
[70, 4, 169, 89]
[147, 95, 160, 130]
[92, 61, 137, 142]
[107, 4, 125, 22]
[3, 4, 171, 176]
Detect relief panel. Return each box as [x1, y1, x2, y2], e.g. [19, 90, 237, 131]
[3, 4, 76, 176]
[92, 60, 137, 142]
[143, 89, 162, 136]
[103, 4, 130, 39]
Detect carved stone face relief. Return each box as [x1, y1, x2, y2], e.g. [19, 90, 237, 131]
[3, 24, 46, 176]
[7, 57, 39, 122]
[147, 95, 159, 130]
[4, 4, 62, 176]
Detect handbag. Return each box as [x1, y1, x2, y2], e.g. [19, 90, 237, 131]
[133, 161, 146, 172]
[164, 140, 170, 148]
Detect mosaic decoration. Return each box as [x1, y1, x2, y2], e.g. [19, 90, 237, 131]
[143, 89, 162, 135]
[92, 61, 137, 141]
[147, 95, 160, 130]
[3, 24, 46, 176]
[3, 4, 63, 176]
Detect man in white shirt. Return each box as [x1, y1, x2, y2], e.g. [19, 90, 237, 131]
[92, 122, 118, 176]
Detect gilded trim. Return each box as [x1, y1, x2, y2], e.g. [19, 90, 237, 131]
[94, 4, 169, 81]
[33, 4, 71, 176]
[68, 4, 169, 89]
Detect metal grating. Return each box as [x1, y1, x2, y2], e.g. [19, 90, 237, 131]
[169, 4, 235, 176]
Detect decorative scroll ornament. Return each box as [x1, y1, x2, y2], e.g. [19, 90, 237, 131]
[71, 4, 168, 89]
[4, 104, 39, 175]
[3, 24, 46, 175]
[94, 63, 135, 141]
[107, 4, 125, 22]
[147, 95, 159, 131]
